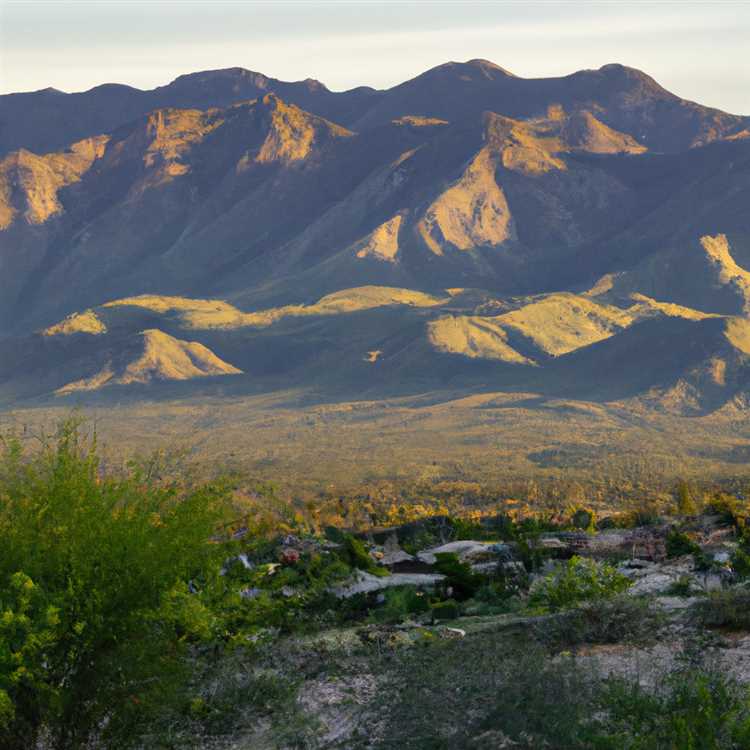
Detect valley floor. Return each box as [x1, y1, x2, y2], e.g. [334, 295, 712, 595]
[4, 388, 750, 490]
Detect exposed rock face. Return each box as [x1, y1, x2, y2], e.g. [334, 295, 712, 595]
[43, 309, 107, 336]
[0, 136, 108, 228]
[418, 148, 513, 254]
[355, 215, 403, 263]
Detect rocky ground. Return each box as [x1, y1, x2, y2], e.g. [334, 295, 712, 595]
[172, 510, 750, 749]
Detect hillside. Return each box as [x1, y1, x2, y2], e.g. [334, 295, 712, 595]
[2, 59, 750, 442]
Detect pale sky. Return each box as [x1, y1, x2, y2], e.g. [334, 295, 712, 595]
[1, 0, 749, 115]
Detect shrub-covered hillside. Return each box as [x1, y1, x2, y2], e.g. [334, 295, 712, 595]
[4, 422, 750, 748]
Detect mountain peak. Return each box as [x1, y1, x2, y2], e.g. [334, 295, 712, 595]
[168, 67, 272, 89]
[594, 63, 671, 96]
[422, 59, 516, 80]
[465, 59, 516, 77]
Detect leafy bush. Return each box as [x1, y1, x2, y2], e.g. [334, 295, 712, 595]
[666, 527, 701, 558]
[730, 531, 750, 580]
[340, 534, 388, 576]
[692, 588, 750, 631]
[675, 479, 698, 516]
[706, 494, 747, 528]
[570, 506, 596, 531]
[0, 421, 233, 749]
[433, 552, 483, 601]
[430, 599, 460, 622]
[529, 556, 632, 610]
[371, 587, 429, 624]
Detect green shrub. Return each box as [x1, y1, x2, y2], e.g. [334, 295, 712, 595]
[341, 534, 375, 569]
[430, 599, 460, 622]
[692, 588, 750, 631]
[706, 494, 747, 528]
[666, 528, 701, 558]
[0, 421, 233, 749]
[665, 575, 697, 597]
[340, 534, 389, 576]
[372, 587, 430, 624]
[731, 532, 750, 579]
[528, 556, 632, 610]
[373, 639, 601, 749]
[433, 552, 483, 600]
[570, 507, 596, 532]
[675, 479, 698, 516]
[601, 664, 750, 749]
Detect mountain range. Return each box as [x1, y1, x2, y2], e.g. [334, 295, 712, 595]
[2, 59, 750, 416]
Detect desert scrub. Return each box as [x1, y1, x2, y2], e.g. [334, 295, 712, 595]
[528, 556, 631, 610]
[692, 588, 750, 631]
[367, 632, 750, 749]
[600, 663, 750, 749]
[533, 594, 663, 649]
[367, 634, 601, 749]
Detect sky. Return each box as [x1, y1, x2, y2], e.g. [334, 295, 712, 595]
[1, 0, 749, 114]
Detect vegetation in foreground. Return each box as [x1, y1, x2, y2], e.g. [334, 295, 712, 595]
[3, 421, 750, 748]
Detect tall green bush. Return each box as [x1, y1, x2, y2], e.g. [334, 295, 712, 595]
[0, 421, 233, 749]
[529, 556, 631, 610]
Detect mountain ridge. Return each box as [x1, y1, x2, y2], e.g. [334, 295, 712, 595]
[2, 60, 750, 416]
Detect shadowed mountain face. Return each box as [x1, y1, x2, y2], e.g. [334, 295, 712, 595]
[2, 59, 750, 415]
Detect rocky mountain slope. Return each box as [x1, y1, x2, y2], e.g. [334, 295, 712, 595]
[2, 59, 750, 414]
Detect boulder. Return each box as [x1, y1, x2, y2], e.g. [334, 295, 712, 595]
[379, 533, 417, 567]
[331, 570, 444, 598]
[417, 540, 495, 565]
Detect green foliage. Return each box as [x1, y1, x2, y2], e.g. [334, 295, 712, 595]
[666, 528, 701, 558]
[370, 637, 603, 749]
[430, 599, 460, 622]
[464, 572, 526, 616]
[529, 556, 632, 611]
[665, 575, 697, 597]
[601, 664, 750, 749]
[432, 553, 483, 601]
[369, 631, 750, 749]
[675, 479, 698, 516]
[340, 534, 388, 576]
[571, 506, 596, 531]
[692, 588, 750, 631]
[371, 587, 429, 624]
[731, 531, 750, 579]
[706, 494, 747, 528]
[0, 420, 233, 749]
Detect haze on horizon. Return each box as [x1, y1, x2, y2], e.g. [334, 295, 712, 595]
[1, 0, 749, 115]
